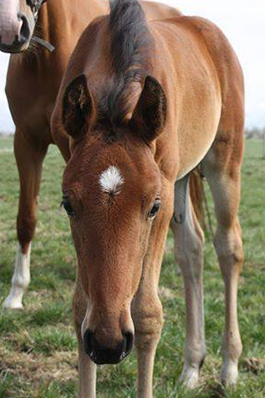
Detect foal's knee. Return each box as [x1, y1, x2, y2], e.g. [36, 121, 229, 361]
[132, 293, 163, 349]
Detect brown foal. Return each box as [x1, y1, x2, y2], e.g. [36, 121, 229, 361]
[52, 0, 244, 396]
[1, 0, 181, 309]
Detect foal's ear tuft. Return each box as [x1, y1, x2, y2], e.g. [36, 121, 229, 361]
[129, 76, 167, 143]
[62, 74, 92, 139]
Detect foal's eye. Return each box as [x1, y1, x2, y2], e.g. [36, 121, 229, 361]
[148, 199, 161, 219]
[61, 198, 75, 217]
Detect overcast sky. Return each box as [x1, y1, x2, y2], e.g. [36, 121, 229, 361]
[0, 0, 264, 132]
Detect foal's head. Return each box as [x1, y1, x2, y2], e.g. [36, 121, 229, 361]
[59, 0, 171, 365]
[0, 0, 46, 53]
[61, 72, 167, 365]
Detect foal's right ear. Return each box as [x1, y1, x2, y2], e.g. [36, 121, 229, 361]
[62, 74, 92, 139]
[129, 76, 167, 143]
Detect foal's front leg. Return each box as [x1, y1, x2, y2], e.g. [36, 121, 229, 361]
[133, 286, 163, 398]
[132, 207, 171, 398]
[77, 339, 97, 398]
[73, 279, 97, 398]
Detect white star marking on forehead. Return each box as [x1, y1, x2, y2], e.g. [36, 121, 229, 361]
[99, 166, 124, 195]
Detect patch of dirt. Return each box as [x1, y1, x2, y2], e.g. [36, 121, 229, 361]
[164, 240, 174, 255]
[26, 290, 52, 311]
[201, 382, 228, 398]
[242, 357, 265, 375]
[0, 148, 13, 153]
[0, 346, 78, 383]
[158, 287, 175, 300]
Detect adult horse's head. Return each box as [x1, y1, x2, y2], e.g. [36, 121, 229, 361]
[60, 71, 170, 365]
[0, 0, 46, 53]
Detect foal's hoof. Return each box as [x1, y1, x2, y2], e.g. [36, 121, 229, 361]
[179, 366, 199, 389]
[220, 362, 238, 385]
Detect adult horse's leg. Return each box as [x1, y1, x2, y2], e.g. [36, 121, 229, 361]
[171, 175, 205, 388]
[73, 277, 97, 398]
[202, 131, 244, 384]
[4, 130, 48, 309]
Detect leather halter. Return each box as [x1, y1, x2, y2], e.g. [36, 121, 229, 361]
[27, 0, 55, 52]
[27, 0, 47, 18]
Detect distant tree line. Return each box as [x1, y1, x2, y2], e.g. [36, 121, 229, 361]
[1, 128, 265, 139]
[245, 127, 265, 139]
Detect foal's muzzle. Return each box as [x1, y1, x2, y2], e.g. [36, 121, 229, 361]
[83, 329, 134, 365]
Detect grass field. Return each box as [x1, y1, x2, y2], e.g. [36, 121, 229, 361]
[0, 136, 264, 398]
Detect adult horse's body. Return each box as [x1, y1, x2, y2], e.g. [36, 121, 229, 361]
[1, 0, 181, 309]
[52, 0, 244, 396]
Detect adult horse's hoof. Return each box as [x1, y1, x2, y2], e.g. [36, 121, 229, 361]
[3, 290, 24, 309]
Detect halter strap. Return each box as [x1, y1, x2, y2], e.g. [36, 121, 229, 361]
[27, 0, 55, 52]
[27, 0, 47, 20]
[27, 0, 47, 11]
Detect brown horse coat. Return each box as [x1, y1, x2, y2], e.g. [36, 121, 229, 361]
[3, 0, 182, 309]
[52, 0, 244, 396]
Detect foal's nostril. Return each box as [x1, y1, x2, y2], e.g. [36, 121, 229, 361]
[83, 329, 93, 357]
[123, 331, 134, 355]
[18, 14, 30, 44]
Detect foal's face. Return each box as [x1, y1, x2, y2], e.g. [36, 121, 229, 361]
[0, 0, 45, 53]
[63, 139, 162, 364]
[61, 74, 167, 365]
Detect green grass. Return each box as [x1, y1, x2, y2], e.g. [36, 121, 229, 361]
[0, 137, 265, 397]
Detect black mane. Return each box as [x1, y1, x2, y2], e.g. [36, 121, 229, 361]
[99, 0, 153, 127]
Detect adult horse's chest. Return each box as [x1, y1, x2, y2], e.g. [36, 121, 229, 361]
[6, 54, 68, 137]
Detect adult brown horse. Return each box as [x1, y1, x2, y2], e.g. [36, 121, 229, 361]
[0, 0, 181, 309]
[52, 0, 244, 395]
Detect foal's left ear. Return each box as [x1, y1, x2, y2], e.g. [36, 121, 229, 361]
[62, 74, 92, 139]
[129, 76, 167, 143]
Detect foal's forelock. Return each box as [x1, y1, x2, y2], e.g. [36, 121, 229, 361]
[96, 0, 153, 128]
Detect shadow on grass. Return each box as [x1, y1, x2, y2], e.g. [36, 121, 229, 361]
[204, 383, 228, 398]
